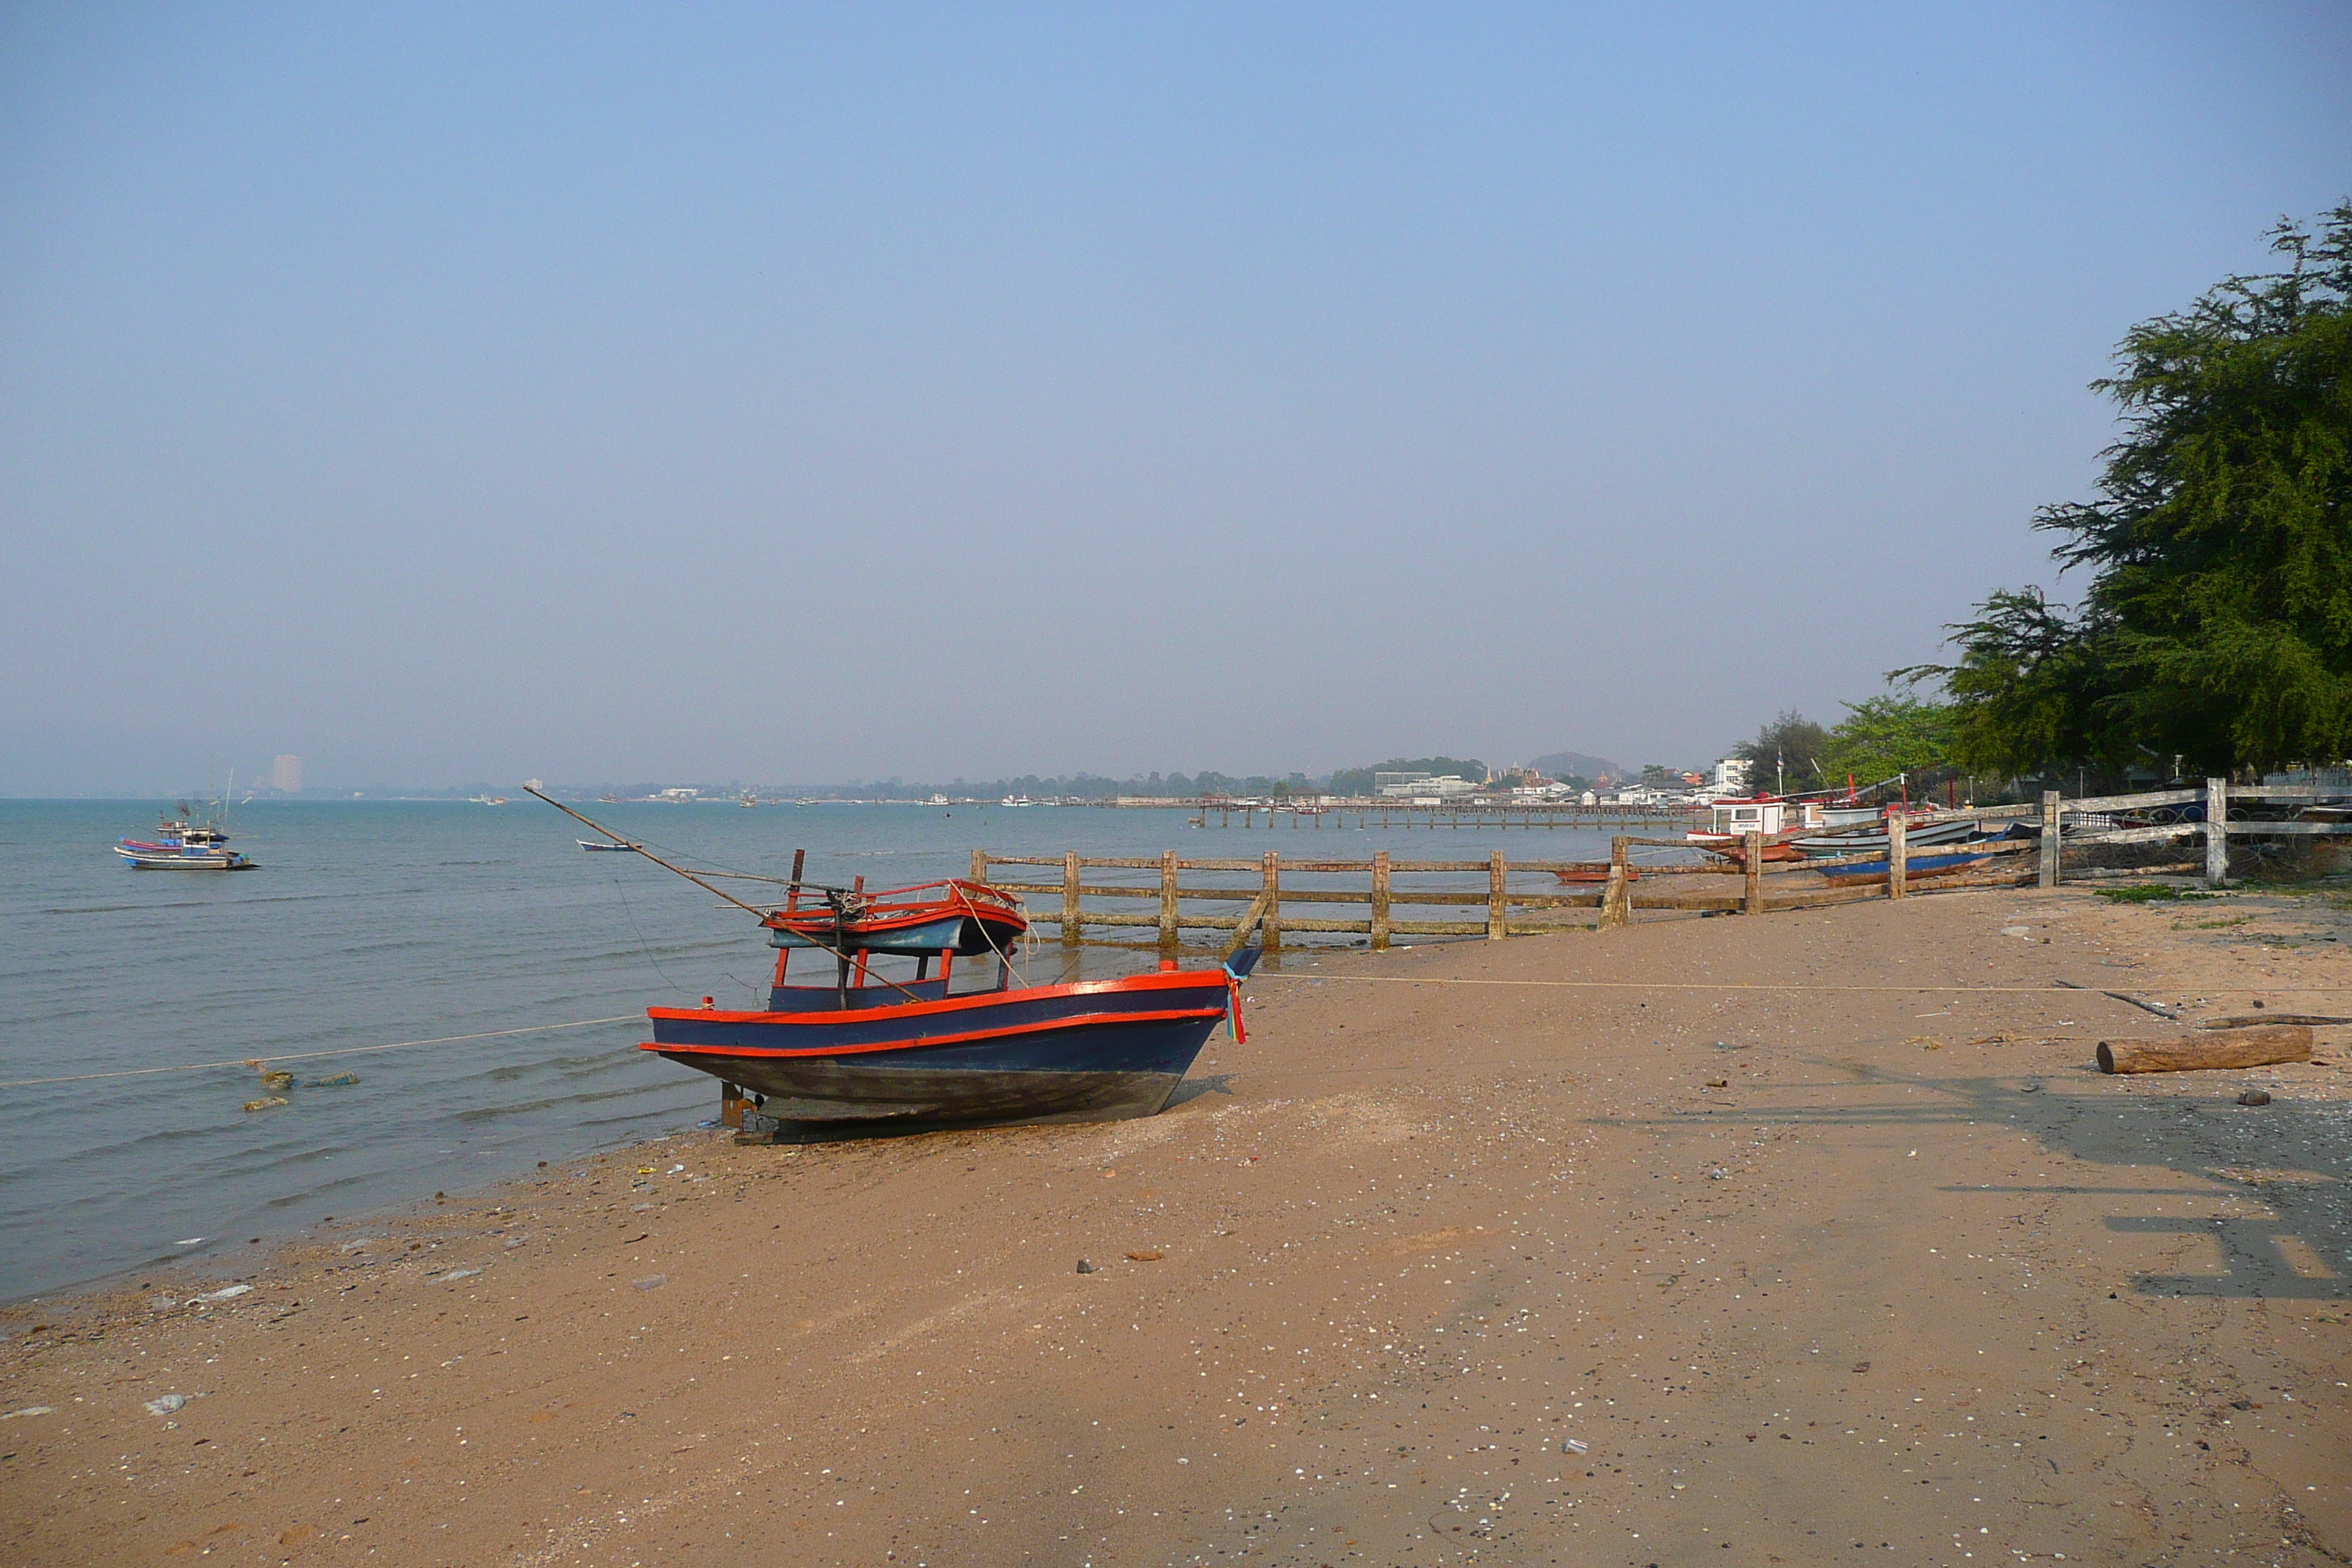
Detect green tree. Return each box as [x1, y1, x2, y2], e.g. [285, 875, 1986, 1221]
[1915, 204, 2352, 776]
[1738, 711, 1831, 794]
[1817, 694, 1957, 786]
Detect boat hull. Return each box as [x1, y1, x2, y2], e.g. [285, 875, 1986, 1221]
[1790, 819, 1986, 855]
[1813, 850, 2003, 887]
[645, 972, 1235, 1128]
[766, 910, 1022, 956]
[115, 845, 254, 870]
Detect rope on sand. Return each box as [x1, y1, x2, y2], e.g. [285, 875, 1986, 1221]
[1254, 975, 2349, 996]
[0, 1015, 640, 1090]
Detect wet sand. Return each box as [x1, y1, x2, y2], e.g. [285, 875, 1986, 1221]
[4, 885, 2347, 1566]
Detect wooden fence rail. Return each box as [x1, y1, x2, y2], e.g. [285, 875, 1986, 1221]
[968, 842, 2021, 952]
[963, 778, 2352, 951]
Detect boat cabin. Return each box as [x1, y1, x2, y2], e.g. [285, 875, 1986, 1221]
[1696, 795, 1825, 839]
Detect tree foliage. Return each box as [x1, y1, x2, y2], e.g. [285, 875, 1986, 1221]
[1817, 694, 1957, 786]
[1737, 711, 1831, 794]
[1914, 204, 2352, 775]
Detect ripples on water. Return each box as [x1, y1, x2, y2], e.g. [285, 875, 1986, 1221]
[0, 799, 1623, 1297]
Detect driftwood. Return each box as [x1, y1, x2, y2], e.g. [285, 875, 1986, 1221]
[2201, 1014, 2352, 1029]
[2095, 1025, 2312, 1075]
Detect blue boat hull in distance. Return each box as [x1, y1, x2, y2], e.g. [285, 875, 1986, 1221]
[1813, 849, 2003, 887]
[644, 957, 1256, 1128]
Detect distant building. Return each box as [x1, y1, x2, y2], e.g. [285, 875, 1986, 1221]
[1381, 774, 1476, 799]
[271, 754, 303, 793]
[655, 787, 701, 802]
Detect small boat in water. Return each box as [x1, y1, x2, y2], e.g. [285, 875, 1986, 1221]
[527, 788, 1250, 1130]
[116, 809, 255, 870]
[764, 878, 1028, 959]
[579, 838, 638, 852]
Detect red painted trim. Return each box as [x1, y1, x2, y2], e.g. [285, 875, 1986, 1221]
[649, 968, 1232, 1027]
[639, 1004, 1226, 1060]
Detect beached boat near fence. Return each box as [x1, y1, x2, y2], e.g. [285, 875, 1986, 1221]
[645, 962, 1250, 1127]
[527, 788, 1254, 1131]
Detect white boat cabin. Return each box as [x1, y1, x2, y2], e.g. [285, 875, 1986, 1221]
[1693, 795, 1825, 839]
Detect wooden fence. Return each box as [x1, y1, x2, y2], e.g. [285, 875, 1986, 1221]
[1931, 778, 2351, 891]
[1188, 803, 1693, 831]
[969, 780, 2352, 951]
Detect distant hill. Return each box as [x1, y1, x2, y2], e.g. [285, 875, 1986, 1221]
[1528, 750, 1626, 783]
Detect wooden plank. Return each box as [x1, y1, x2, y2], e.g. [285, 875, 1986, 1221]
[2040, 790, 2061, 888]
[1744, 834, 1763, 914]
[2097, 1024, 2310, 1074]
[2206, 777, 2229, 887]
[1601, 837, 1632, 930]
[1263, 850, 1283, 954]
[1062, 852, 1080, 948]
[2220, 819, 2352, 834]
[971, 848, 990, 883]
[1888, 812, 1907, 899]
[2054, 788, 2206, 813]
[2065, 823, 2201, 847]
[1762, 885, 1894, 910]
[1371, 851, 1392, 951]
[1488, 850, 1508, 941]
[1222, 889, 1273, 959]
[1158, 850, 1178, 953]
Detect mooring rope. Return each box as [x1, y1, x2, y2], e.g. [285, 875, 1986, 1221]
[0, 1014, 640, 1090]
[1253, 974, 2348, 996]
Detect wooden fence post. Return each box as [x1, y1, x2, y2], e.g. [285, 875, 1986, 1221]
[2039, 790, 2061, 888]
[2206, 777, 2230, 887]
[1371, 851, 1392, 949]
[1888, 812, 1908, 900]
[970, 849, 989, 883]
[1158, 849, 1179, 957]
[1262, 850, 1283, 954]
[1061, 851, 1081, 946]
[1488, 850, 1508, 941]
[1600, 837, 1632, 930]
[1744, 833, 1765, 913]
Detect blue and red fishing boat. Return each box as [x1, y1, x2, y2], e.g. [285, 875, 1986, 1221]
[529, 788, 1252, 1131]
[115, 809, 255, 870]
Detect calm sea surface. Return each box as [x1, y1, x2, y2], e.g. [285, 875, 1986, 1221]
[0, 799, 1629, 1298]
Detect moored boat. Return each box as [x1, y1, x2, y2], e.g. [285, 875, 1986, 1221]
[1687, 795, 1823, 862]
[764, 878, 1027, 957]
[646, 961, 1250, 1127]
[527, 787, 1249, 1131]
[1809, 848, 2008, 887]
[1550, 865, 1641, 884]
[115, 809, 256, 871]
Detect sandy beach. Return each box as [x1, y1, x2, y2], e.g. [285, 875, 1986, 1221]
[4, 884, 2347, 1567]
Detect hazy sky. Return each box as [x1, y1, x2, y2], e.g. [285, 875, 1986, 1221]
[4, 4, 2347, 792]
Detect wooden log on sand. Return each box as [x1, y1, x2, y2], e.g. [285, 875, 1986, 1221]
[2095, 1025, 2312, 1074]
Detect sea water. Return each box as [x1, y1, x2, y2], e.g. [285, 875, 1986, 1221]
[0, 799, 1629, 1297]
